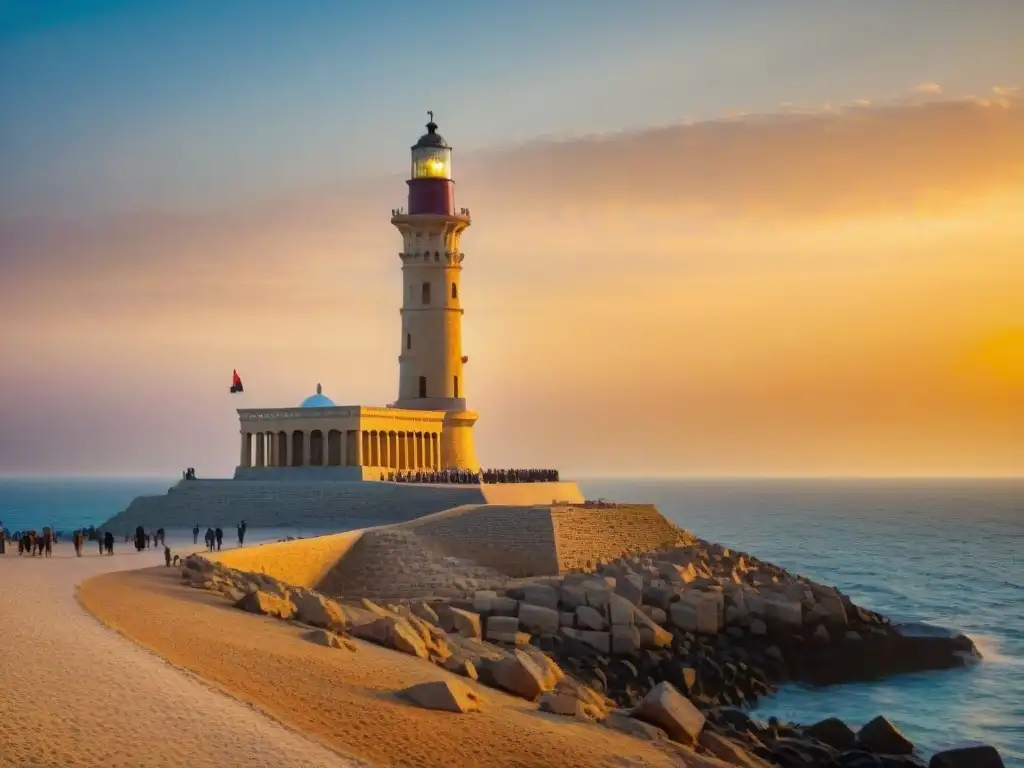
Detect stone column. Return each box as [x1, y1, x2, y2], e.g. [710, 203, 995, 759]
[243, 432, 253, 467]
[338, 430, 347, 467]
[255, 434, 265, 467]
[303, 431, 312, 467]
[355, 430, 364, 467]
[240, 432, 248, 467]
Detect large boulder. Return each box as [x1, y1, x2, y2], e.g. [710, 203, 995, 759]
[630, 681, 706, 745]
[234, 590, 295, 620]
[351, 616, 428, 659]
[762, 596, 803, 628]
[856, 715, 915, 755]
[615, 573, 644, 606]
[608, 593, 637, 626]
[699, 731, 773, 767]
[449, 607, 482, 640]
[929, 743, 1005, 768]
[290, 588, 348, 630]
[485, 615, 520, 644]
[485, 649, 553, 701]
[519, 602, 560, 635]
[303, 628, 356, 651]
[402, 679, 482, 713]
[602, 711, 669, 742]
[670, 592, 723, 634]
[804, 717, 857, 751]
[576, 605, 606, 631]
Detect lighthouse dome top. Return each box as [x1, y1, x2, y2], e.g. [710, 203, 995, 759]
[413, 115, 449, 149]
[299, 383, 335, 408]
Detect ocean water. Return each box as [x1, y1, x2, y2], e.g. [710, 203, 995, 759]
[1, 476, 1021, 763]
[581, 478, 1024, 765]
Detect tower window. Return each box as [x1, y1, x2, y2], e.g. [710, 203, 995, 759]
[454, 375, 459, 398]
[406, 333, 411, 350]
[419, 376, 427, 398]
[421, 281, 431, 305]
[451, 282, 458, 299]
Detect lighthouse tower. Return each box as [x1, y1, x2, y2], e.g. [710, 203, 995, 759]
[391, 114, 480, 471]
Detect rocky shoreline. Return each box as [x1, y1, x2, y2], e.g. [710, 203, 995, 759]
[180, 535, 1004, 768]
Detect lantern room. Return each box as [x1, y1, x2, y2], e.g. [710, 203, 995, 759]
[406, 112, 456, 216]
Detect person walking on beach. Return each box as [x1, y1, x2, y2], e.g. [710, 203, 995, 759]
[193, 524, 200, 545]
[73, 530, 84, 557]
[104, 530, 114, 555]
[134, 526, 145, 553]
[164, 545, 172, 566]
[214, 527, 224, 551]
[41, 528, 53, 558]
[237, 520, 246, 547]
[204, 527, 215, 552]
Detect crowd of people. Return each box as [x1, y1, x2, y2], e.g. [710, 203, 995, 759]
[380, 468, 560, 485]
[1, 520, 247, 559]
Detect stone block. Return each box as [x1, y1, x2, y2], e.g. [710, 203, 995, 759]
[611, 625, 641, 655]
[608, 593, 637, 626]
[634, 609, 673, 648]
[519, 584, 559, 610]
[615, 573, 644, 606]
[485, 615, 520, 642]
[576, 605, 606, 631]
[639, 605, 667, 625]
[763, 597, 802, 628]
[631, 681, 706, 745]
[518, 602, 560, 635]
[449, 607, 482, 640]
[402, 679, 482, 713]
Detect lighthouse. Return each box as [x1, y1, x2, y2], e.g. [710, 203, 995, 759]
[391, 113, 480, 471]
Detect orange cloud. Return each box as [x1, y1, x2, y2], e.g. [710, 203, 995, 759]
[1, 90, 1022, 475]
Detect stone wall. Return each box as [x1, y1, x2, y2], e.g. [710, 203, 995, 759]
[550, 504, 687, 572]
[409, 505, 561, 577]
[99, 479, 583, 532]
[210, 530, 364, 587]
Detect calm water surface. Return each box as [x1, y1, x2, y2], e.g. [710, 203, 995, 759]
[1, 476, 1021, 763]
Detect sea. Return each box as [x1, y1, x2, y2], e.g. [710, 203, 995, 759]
[1, 476, 1021, 764]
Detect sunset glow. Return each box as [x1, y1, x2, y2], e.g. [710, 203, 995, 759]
[1, 1, 1021, 477]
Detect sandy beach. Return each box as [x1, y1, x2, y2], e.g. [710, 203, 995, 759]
[75, 552, 694, 768]
[0, 537, 357, 768]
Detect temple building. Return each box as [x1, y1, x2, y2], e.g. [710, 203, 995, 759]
[235, 115, 480, 480]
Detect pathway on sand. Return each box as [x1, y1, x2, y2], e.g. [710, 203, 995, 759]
[0, 538, 359, 768]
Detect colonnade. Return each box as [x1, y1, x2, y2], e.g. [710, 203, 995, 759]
[240, 428, 442, 471]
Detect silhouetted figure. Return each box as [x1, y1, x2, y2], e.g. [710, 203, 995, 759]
[237, 520, 247, 547]
[104, 531, 114, 555]
[214, 527, 223, 551]
[73, 530, 84, 557]
[205, 527, 215, 552]
[134, 525, 146, 553]
[41, 528, 53, 558]
[98, 534, 104, 555]
[193, 524, 200, 544]
[164, 546, 172, 567]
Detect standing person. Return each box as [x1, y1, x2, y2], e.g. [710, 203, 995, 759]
[214, 527, 223, 551]
[204, 527, 215, 552]
[134, 526, 145, 553]
[193, 524, 200, 545]
[42, 528, 53, 558]
[164, 546, 172, 567]
[104, 530, 114, 555]
[237, 520, 246, 547]
[73, 530, 83, 557]
[97, 533, 104, 555]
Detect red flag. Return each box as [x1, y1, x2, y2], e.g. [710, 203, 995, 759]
[230, 369, 244, 394]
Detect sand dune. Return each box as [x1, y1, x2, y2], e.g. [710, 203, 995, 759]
[77, 560, 690, 767]
[0, 537, 358, 768]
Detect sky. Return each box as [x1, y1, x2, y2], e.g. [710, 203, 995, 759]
[1, 0, 1022, 477]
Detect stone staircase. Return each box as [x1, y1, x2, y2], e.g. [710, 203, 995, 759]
[98, 480, 488, 532]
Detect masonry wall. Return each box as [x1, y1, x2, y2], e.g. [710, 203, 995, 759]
[409, 505, 561, 577]
[550, 504, 686, 572]
[211, 530, 364, 587]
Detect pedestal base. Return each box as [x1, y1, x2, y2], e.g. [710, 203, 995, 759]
[441, 410, 479, 472]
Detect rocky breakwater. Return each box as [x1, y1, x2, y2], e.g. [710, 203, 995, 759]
[178, 552, 1003, 768]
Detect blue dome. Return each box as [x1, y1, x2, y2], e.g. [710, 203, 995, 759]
[300, 383, 335, 408]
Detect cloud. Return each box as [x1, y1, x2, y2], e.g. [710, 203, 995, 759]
[914, 82, 943, 94]
[1, 88, 1022, 475]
